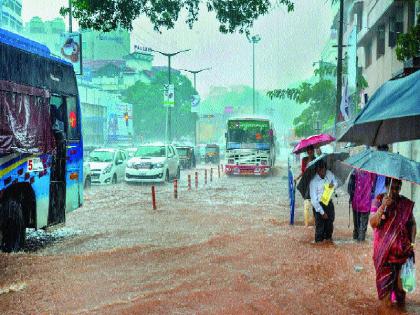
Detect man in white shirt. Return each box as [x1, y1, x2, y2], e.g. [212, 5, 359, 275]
[309, 160, 338, 242]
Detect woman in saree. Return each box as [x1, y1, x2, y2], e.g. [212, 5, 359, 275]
[370, 177, 416, 306]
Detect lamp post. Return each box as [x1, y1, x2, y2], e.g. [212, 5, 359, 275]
[249, 34, 261, 115]
[151, 48, 191, 144]
[180, 67, 211, 146]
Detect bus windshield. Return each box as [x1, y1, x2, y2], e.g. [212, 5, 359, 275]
[135, 146, 166, 157]
[89, 151, 115, 162]
[227, 120, 271, 145]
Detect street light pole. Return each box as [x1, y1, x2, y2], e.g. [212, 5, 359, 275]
[249, 35, 261, 115]
[68, 0, 72, 32]
[335, 0, 344, 138]
[152, 49, 190, 144]
[180, 68, 211, 147]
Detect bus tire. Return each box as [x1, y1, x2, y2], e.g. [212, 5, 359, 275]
[1, 197, 25, 252]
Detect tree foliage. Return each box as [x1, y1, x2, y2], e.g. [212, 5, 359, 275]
[123, 70, 197, 142]
[267, 62, 367, 137]
[396, 14, 420, 62]
[61, 0, 294, 34]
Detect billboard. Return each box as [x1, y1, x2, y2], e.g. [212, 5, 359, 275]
[107, 103, 133, 143]
[60, 32, 82, 75]
[191, 95, 200, 112]
[163, 84, 175, 107]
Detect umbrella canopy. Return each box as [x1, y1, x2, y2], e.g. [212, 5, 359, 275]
[338, 70, 420, 146]
[292, 134, 336, 154]
[343, 149, 420, 185]
[297, 152, 351, 199]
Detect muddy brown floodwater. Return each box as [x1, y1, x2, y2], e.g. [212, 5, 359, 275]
[0, 165, 419, 314]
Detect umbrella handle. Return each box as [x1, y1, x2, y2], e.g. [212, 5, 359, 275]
[384, 178, 393, 213]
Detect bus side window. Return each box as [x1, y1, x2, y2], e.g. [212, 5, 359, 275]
[66, 96, 80, 140]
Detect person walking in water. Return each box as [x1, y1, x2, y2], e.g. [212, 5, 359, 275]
[370, 178, 416, 306]
[295, 145, 316, 227]
[309, 160, 338, 242]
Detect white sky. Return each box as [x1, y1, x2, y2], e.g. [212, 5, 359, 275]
[22, 0, 335, 98]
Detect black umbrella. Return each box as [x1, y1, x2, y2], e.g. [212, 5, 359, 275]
[343, 149, 420, 185]
[297, 152, 351, 199]
[338, 71, 420, 146]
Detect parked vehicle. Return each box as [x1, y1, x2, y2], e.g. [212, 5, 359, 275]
[0, 29, 83, 251]
[124, 147, 138, 159]
[176, 146, 196, 169]
[88, 148, 127, 184]
[125, 144, 180, 183]
[204, 144, 220, 164]
[83, 162, 91, 189]
[224, 117, 276, 176]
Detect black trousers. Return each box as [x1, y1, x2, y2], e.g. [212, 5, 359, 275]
[352, 210, 370, 241]
[314, 202, 335, 242]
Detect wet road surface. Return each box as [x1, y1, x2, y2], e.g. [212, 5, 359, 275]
[1, 165, 419, 314]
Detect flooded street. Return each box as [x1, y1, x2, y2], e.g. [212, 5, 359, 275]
[0, 166, 419, 314]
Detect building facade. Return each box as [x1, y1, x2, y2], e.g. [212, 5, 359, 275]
[0, 0, 22, 33]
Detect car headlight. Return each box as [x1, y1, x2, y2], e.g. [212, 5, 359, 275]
[102, 165, 112, 174]
[153, 163, 164, 169]
[127, 161, 135, 168]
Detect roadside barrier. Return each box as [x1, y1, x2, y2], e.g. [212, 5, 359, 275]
[151, 186, 157, 210]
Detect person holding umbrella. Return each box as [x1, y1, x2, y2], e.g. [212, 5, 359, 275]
[294, 145, 316, 227]
[370, 178, 416, 306]
[309, 159, 338, 242]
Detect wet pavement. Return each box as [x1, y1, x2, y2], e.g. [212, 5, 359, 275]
[0, 164, 419, 314]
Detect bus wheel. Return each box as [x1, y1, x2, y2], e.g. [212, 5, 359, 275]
[112, 174, 117, 184]
[0, 197, 25, 252]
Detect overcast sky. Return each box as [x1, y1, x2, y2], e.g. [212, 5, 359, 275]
[22, 1, 335, 98]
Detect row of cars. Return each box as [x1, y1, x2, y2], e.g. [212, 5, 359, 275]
[83, 144, 198, 186]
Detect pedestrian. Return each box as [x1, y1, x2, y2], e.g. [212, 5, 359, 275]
[370, 178, 416, 306]
[309, 160, 338, 242]
[348, 169, 377, 242]
[295, 145, 316, 227]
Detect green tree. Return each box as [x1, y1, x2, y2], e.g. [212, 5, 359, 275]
[396, 14, 420, 62]
[61, 0, 294, 34]
[123, 70, 197, 142]
[267, 63, 367, 137]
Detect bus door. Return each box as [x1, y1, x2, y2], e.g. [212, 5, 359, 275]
[48, 95, 67, 225]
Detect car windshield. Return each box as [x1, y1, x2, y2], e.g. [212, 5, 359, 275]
[135, 146, 166, 157]
[177, 148, 190, 156]
[228, 120, 270, 144]
[89, 151, 115, 162]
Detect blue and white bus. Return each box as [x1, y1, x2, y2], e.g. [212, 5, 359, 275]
[0, 29, 83, 251]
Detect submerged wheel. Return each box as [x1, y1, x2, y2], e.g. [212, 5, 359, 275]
[176, 167, 181, 180]
[0, 197, 25, 252]
[165, 170, 170, 182]
[112, 174, 117, 184]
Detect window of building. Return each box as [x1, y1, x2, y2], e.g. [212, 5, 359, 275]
[365, 43, 372, 67]
[389, 14, 403, 48]
[377, 24, 385, 58]
[408, 0, 416, 29]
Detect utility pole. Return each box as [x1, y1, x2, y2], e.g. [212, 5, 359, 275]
[152, 49, 190, 144]
[334, 0, 344, 137]
[68, 0, 73, 32]
[180, 68, 211, 147]
[249, 35, 261, 115]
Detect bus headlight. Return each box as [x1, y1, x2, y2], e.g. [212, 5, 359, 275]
[260, 160, 267, 166]
[102, 165, 112, 174]
[228, 159, 234, 164]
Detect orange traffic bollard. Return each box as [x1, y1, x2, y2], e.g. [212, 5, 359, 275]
[210, 168, 213, 182]
[218, 165, 221, 178]
[204, 169, 208, 185]
[151, 186, 157, 210]
[188, 174, 191, 191]
[174, 179, 178, 199]
[195, 171, 198, 190]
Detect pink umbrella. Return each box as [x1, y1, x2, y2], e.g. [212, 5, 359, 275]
[292, 134, 336, 154]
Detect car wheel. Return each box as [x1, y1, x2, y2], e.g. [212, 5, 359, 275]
[176, 167, 181, 180]
[112, 174, 117, 184]
[1, 197, 25, 252]
[84, 176, 91, 189]
[165, 170, 170, 182]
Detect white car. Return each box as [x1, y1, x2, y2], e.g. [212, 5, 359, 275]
[88, 148, 127, 184]
[125, 144, 180, 183]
